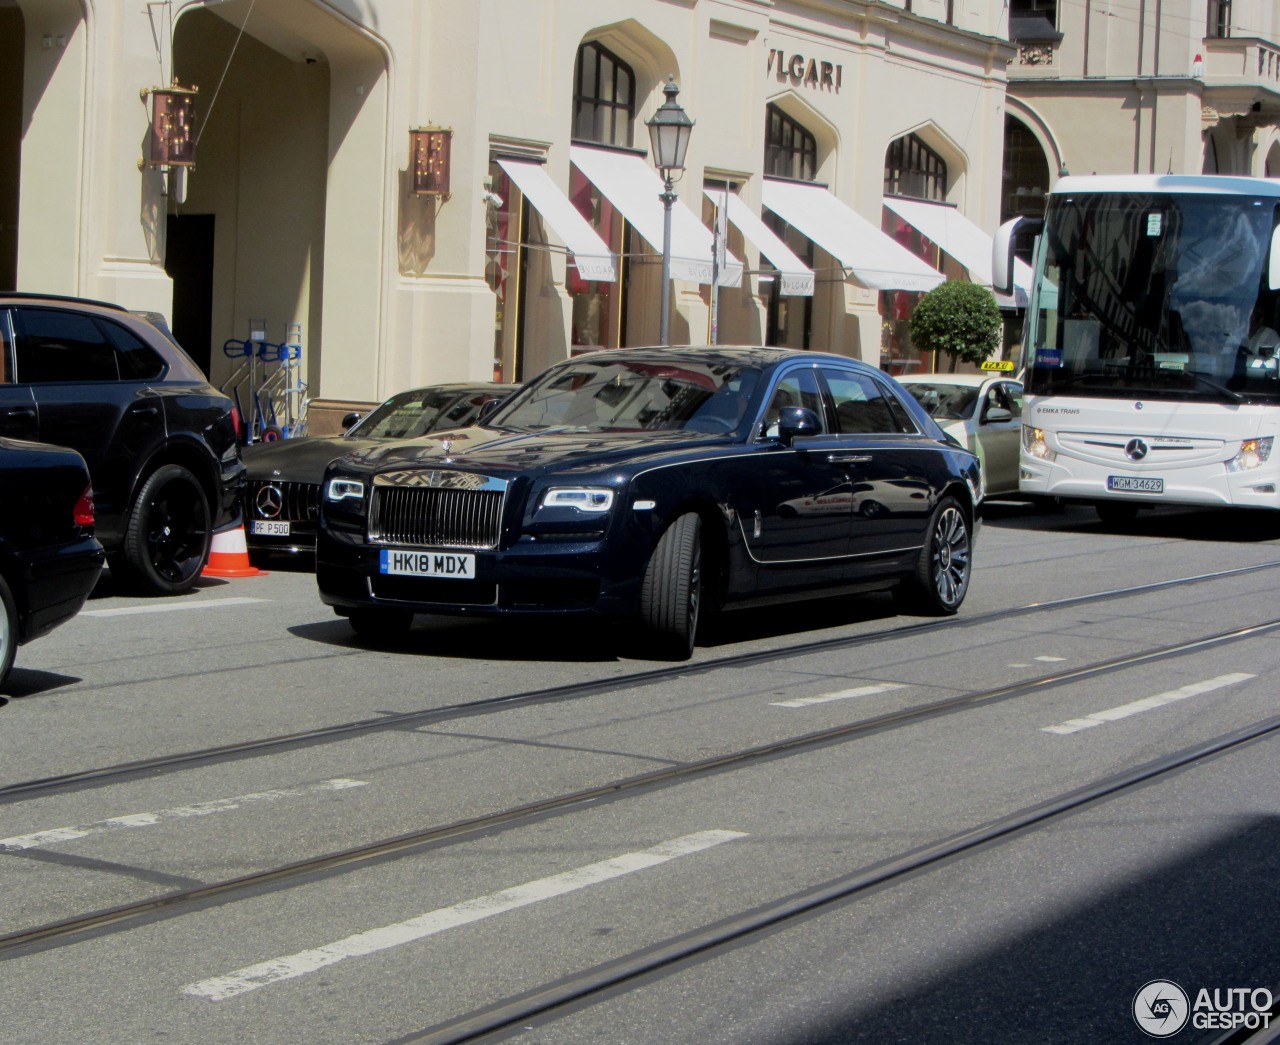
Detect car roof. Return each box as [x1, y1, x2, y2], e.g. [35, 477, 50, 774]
[565, 345, 877, 371]
[897, 373, 1020, 387]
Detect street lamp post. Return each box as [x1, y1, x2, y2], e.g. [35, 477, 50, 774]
[646, 76, 694, 346]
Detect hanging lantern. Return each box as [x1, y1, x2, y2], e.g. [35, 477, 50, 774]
[410, 126, 452, 198]
[146, 82, 198, 168]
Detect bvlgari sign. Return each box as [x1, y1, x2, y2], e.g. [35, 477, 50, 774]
[767, 49, 843, 90]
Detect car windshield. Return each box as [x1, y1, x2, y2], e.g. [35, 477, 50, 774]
[902, 383, 979, 421]
[490, 358, 760, 433]
[347, 389, 486, 439]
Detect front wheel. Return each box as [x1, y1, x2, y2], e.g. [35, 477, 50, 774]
[118, 464, 212, 595]
[0, 575, 17, 691]
[639, 513, 702, 661]
[895, 496, 972, 616]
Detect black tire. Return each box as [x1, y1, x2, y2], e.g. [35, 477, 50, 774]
[1096, 501, 1140, 525]
[895, 496, 972, 616]
[639, 513, 702, 661]
[117, 464, 212, 596]
[0, 574, 17, 692]
[347, 608, 414, 640]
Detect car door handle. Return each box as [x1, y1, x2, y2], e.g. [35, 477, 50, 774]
[828, 453, 872, 465]
[0, 406, 36, 420]
[128, 404, 160, 417]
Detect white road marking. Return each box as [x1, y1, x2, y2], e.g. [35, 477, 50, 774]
[80, 597, 266, 617]
[771, 683, 905, 708]
[1041, 673, 1256, 735]
[183, 829, 749, 1002]
[0, 779, 367, 852]
[1035, 655, 1067, 662]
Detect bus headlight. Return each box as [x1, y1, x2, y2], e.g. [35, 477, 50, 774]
[1022, 425, 1056, 461]
[1227, 437, 1274, 472]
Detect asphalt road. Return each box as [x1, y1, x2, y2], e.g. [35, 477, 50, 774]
[2, 500, 1279, 1045]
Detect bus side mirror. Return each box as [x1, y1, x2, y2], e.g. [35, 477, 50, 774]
[1270, 226, 1280, 290]
[993, 218, 1023, 296]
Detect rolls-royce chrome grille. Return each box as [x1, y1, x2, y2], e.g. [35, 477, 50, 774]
[368, 469, 507, 549]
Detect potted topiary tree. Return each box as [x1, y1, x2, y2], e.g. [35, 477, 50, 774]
[908, 280, 1002, 373]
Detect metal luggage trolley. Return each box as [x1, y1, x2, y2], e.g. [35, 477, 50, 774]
[221, 321, 308, 442]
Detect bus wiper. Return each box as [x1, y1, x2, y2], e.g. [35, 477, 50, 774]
[1184, 370, 1244, 403]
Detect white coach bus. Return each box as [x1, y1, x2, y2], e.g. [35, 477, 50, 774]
[994, 174, 1280, 523]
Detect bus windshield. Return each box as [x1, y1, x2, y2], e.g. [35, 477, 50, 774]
[1024, 192, 1280, 404]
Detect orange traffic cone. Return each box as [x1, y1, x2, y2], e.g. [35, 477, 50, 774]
[202, 523, 266, 578]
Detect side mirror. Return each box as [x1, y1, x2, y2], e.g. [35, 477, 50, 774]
[1270, 225, 1280, 290]
[992, 217, 1023, 297]
[476, 398, 502, 424]
[341, 411, 362, 431]
[983, 406, 1013, 424]
[777, 405, 822, 446]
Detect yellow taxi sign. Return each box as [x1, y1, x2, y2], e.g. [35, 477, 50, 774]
[980, 359, 1016, 372]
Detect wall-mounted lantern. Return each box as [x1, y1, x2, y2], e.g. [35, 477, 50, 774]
[410, 126, 452, 198]
[143, 82, 199, 169]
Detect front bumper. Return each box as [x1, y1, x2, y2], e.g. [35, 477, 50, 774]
[316, 530, 642, 620]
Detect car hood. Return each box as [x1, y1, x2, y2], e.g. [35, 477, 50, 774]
[336, 426, 732, 478]
[244, 436, 380, 483]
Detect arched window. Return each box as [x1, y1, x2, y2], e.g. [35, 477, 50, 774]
[884, 133, 947, 202]
[573, 42, 635, 148]
[1001, 116, 1050, 220]
[765, 104, 817, 182]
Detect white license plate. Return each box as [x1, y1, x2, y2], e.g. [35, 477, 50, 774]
[379, 548, 476, 579]
[1107, 475, 1164, 493]
[251, 520, 291, 536]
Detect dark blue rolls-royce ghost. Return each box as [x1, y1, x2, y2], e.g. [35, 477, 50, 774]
[315, 347, 982, 660]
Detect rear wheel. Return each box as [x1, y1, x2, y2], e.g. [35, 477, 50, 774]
[895, 496, 971, 615]
[347, 608, 414, 640]
[0, 575, 17, 691]
[117, 464, 211, 595]
[639, 513, 702, 661]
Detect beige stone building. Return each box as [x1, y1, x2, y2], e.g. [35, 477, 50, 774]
[1005, 0, 1280, 223]
[1, 1, 1015, 425]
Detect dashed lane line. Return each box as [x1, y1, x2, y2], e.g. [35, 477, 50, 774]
[0, 779, 367, 851]
[182, 829, 749, 1001]
[1041, 673, 1256, 735]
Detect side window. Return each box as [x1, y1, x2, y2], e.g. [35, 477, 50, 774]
[821, 368, 906, 434]
[0, 311, 12, 384]
[1003, 382, 1024, 418]
[101, 320, 166, 380]
[13, 308, 120, 383]
[760, 368, 824, 438]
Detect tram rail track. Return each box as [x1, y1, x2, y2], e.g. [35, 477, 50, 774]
[4, 560, 1279, 805]
[3, 614, 1278, 961]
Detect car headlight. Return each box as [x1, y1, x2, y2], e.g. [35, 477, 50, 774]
[1022, 424, 1056, 461]
[539, 487, 614, 512]
[1227, 437, 1274, 472]
[325, 478, 366, 502]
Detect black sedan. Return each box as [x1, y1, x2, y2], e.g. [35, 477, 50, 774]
[1, 437, 106, 690]
[316, 347, 981, 660]
[243, 383, 517, 560]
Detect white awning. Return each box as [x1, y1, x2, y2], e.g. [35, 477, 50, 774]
[497, 159, 617, 282]
[882, 196, 1034, 307]
[761, 179, 944, 293]
[570, 145, 743, 286]
[704, 188, 815, 296]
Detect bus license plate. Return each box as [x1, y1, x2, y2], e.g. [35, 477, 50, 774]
[251, 520, 291, 536]
[1107, 475, 1163, 493]
[379, 548, 476, 579]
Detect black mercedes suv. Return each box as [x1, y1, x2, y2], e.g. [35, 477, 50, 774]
[0, 294, 244, 595]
